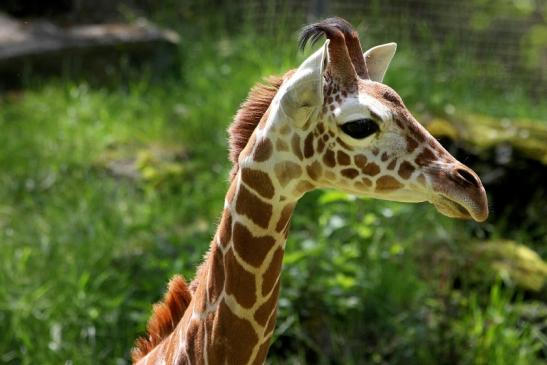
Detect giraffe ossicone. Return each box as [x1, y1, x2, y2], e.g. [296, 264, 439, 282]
[132, 17, 488, 365]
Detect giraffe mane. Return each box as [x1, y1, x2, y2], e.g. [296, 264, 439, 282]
[228, 72, 294, 178]
[131, 275, 192, 363]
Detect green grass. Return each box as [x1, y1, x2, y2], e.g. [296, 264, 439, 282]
[0, 12, 546, 365]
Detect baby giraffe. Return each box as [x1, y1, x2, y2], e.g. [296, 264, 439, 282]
[132, 17, 488, 365]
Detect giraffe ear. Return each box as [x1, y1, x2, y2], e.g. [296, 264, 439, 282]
[363, 42, 397, 82]
[278, 40, 329, 126]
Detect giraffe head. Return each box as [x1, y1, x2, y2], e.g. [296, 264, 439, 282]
[235, 18, 488, 222]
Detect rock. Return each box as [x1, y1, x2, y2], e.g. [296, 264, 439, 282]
[417, 240, 547, 292]
[0, 13, 179, 87]
[469, 241, 547, 292]
[96, 143, 189, 187]
[422, 114, 547, 165]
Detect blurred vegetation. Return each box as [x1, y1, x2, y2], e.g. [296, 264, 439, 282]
[0, 1, 546, 364]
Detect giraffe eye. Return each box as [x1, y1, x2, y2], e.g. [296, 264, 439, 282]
[341, 118, 379, 139]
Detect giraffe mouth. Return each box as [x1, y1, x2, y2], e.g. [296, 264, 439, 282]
[432, 193, 488, 222]
[433, 196, 471, 219]
[425, 162, 489, 222]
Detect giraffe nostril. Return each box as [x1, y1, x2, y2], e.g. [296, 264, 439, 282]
[455, 168, 480, 188]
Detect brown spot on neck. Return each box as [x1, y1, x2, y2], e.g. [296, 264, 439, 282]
[261, 248, 283, 297]
[209, 300, 258, 363]
[218, 209, 232, 247]
[224, 248, 256, 309]
[232, 222, 276, 268]
[235, 184, 273, 229]
[254, 138, 273, 162]
[186, 320, 205, 363]
[254, 279, 280, 327]
[274, 161, 302, 187]
[275, 203, 294, 232]
[207, 246, 225, 303]
[241, 168, 275, 199]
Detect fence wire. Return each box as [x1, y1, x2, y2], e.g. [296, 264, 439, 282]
[244, 0, 546, 95]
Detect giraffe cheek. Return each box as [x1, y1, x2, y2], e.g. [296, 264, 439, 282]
[341, 168, 360, 179]
[397, 161, 416, 180]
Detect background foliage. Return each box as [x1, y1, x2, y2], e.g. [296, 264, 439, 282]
[0, 1, 545, 364]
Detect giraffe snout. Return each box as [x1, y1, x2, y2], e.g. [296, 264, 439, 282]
[429, 163, 489, 222]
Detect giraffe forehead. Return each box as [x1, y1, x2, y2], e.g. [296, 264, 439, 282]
[331, 91, 391, 122]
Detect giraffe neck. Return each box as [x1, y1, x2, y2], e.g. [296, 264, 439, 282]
[180, 163, 296, 364]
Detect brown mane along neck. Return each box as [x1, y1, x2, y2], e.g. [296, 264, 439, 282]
[228, 71, 295, 178]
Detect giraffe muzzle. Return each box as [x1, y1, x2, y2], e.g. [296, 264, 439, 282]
[429, 163, 489, 222]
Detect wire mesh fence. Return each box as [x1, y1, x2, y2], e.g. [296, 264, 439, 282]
[242, 0, 546, 96]
[0, 0, 544, 95]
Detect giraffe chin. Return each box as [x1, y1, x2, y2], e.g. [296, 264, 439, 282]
[432, 195, 488, 222]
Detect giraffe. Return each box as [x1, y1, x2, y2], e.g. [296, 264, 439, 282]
[131, 17, 488, 365]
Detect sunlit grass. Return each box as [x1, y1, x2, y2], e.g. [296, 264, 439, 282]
[0, 12, 545, 365]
